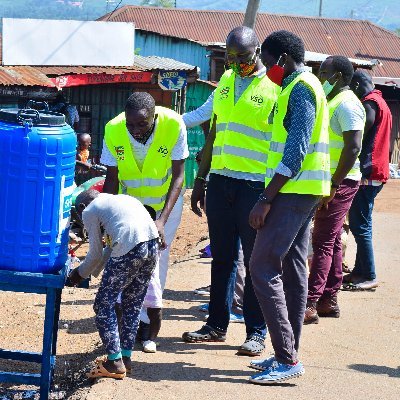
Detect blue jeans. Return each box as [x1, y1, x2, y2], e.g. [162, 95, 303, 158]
[349, 184, 383, 280]
[206, 173, 267, 338]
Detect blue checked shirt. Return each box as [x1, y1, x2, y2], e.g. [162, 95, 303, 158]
[276, 69, 317, 177]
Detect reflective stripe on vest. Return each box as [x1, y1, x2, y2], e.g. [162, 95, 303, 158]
[265, 72, 331, 196]
[328, 90, 365, 177]
[211, 69, 280, 174]
[104, 106, 181, 211]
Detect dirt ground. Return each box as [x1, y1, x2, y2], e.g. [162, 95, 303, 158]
[0, 181, 399, 400]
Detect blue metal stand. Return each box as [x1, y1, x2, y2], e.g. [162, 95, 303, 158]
[0, 266, 68, 400]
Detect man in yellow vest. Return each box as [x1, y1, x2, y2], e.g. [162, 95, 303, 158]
[100, 92, 188, 353]
[182, 26, 281, 356]
[304, 56, 365, 324]
[247, 30, 330, 383]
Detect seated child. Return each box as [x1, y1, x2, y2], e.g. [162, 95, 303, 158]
[68, 189, 159, 379]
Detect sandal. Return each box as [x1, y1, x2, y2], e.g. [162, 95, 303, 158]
[87, 359, 126, 380]
[95, 355, 132, 373]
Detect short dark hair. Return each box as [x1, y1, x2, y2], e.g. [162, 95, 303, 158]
[75, 189, 99, 209]
[226, 26, 259, 48]
[352, 69, 373, 84]
[125, 92, 155, 113]
[261, 30, 305, 64]
[328, 56, 354, 86]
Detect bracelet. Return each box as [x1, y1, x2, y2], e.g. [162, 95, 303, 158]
[195, 176, 207, 183]
[331, 179, 340, 189]
[258, 193, 273, 204]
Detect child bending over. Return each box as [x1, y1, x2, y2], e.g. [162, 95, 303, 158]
[68, 189, 159, 379]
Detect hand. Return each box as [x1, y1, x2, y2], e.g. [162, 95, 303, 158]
[155, 219, 167, 250]
[190, 179, 206, 217]
[319, 188, 337, 210]
[249, 201, 271, 230]
[67, 268, 84, 287]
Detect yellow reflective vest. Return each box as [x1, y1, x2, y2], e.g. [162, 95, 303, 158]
[210, 69, 281, 179]
[265, 71, 331, 195]
[104, 106, 181, 211]
[328, 90, 364, 177]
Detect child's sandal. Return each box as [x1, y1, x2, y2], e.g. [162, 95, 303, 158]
[86, 360, 126, 380]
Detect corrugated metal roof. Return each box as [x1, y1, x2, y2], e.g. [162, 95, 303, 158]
[99, 5, 400, 78]
[134, 55, 196, 71]
[0, 66, 55, 87]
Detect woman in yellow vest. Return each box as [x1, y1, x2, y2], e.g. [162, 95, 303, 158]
[248, 30, 330, 384]
[100, 92, 188, 353]
[304, 56, 365, 324]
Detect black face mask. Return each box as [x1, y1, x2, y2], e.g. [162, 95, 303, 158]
[135, 116, 156, 145]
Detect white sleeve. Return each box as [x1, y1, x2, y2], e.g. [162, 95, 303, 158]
[336, 100, 366, 133]
[171, 119, 189, 160]
[182, 91, 215, 128]
[100, 139, 118, 167]
[77, 208, 104, 279]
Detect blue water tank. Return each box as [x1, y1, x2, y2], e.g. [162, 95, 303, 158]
[0, 107, 76, 273]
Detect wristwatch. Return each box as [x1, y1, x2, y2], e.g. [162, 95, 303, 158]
[331, 179, 340, 189]
[258, 193, 273, 205]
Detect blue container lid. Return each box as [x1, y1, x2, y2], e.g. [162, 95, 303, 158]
[0, 106, 65, 127]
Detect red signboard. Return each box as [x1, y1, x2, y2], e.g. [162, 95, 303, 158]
[51, 72, 153, 88]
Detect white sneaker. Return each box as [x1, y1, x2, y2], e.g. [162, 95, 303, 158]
[142, 340, 157, 353]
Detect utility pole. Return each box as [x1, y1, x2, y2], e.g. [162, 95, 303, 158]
[243, 0, 261, 29]
[318, 0, 323, 17]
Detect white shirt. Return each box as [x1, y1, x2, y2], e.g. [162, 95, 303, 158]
[330, 98, 366, 181]
[78, 194, 159, 279]
[100, 117, 189, 168]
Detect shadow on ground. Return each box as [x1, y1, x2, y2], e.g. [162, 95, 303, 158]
[348, 364, 400, 378]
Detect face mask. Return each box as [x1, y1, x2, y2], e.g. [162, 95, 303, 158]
[322, 75, 337, 96]
[266, 56, 285, 86]
[229, 51, 257, 78]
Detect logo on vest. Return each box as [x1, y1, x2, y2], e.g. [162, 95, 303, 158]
[158, 145, 169, 157]
[250, 95, 264, 104]
[219, 87, 230, 100]
[115, 146, 125, 161]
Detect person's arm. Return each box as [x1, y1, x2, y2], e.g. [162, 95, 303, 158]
[182, 91, 215, 128]
[76, 209, 104, 279]
[103, 166, 119, 194]
[249, 82, 316, 229]
[155, 120, 188, 247]
[99, 139, 119, 194]
[363, 100, 378, 134]
[190, 114, 217, 216]
[321, 100, 364, 208]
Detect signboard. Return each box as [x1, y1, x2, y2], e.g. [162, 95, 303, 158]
[2, 19, 135, 66]
[51, 72, 153, 88]
[158, 70, 187, 91]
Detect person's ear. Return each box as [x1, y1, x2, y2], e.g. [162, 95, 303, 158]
[77, 203, 86, 212]
[278, 53, 288, 67]
[255, 46, 261, 56]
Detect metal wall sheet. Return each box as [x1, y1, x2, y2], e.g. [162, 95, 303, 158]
[134, 32, 209, 80]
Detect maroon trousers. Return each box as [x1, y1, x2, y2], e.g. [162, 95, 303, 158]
[308, 179, 359, 302]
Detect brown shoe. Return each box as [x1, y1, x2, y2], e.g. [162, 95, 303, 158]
[304, 301, 319, 324]
[317, 295, 340, 318]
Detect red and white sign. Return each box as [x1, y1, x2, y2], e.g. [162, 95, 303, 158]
[51, 72, 153, 88]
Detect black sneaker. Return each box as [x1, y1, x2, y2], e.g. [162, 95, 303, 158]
[182, 325, 226, 343]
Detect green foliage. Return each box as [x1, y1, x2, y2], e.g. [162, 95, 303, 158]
[140, 0, 174, 7]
